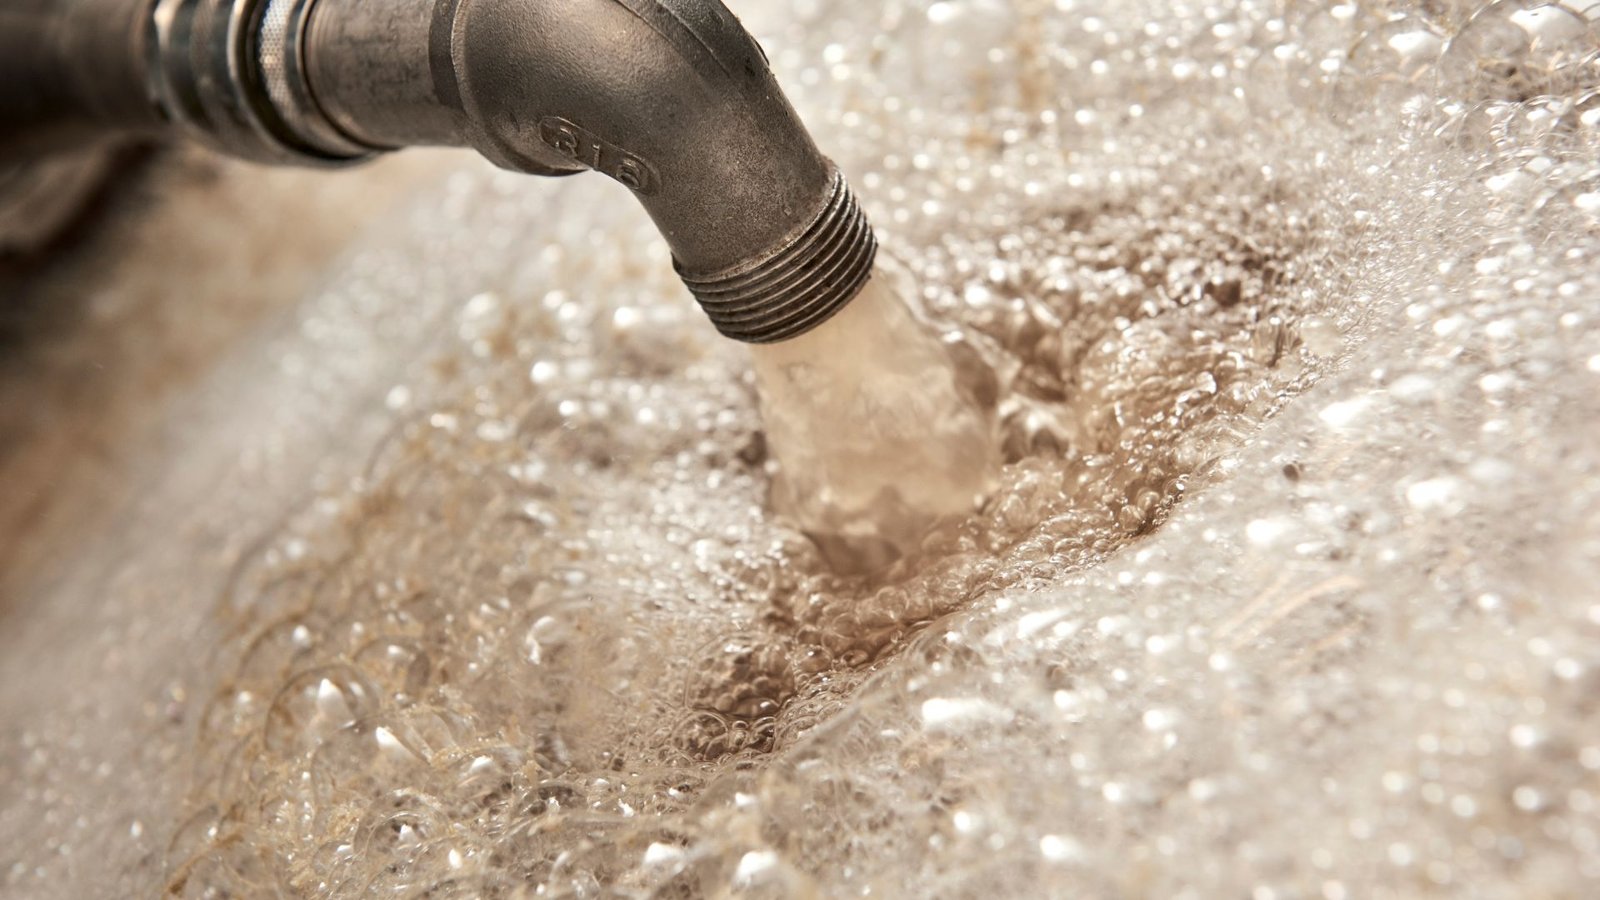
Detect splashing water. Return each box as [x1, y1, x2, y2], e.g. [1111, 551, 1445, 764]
[4, 1, 1600, 898]
[751, 260, 998, 572]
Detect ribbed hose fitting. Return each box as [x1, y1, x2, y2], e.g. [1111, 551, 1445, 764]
[677, 170, 876, 344]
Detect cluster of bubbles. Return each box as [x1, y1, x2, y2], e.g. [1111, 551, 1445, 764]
[157, 1, 1599, 897]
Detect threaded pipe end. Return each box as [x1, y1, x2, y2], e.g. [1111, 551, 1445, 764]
[676, 169, 877, 344]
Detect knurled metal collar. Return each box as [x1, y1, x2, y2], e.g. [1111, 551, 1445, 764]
[254, 0, 371, 159]
[148, 0, 368, 165]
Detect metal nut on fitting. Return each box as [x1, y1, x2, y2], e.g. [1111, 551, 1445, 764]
[676, 169, 877, 344]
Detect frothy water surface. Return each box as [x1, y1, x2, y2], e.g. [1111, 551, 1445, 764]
[4, 1, 1600, 897]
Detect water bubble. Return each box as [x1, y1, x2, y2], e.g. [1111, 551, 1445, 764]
[263, 667, 379, 759]
[168, 840, 284, 898]
[684, 634, 796, 722]
[1439, 1, 1598, 101]
[308, 716, 436, 816]
[1340, 17, 1447, 109]
[353, 638, 432, 705]
[349, 790, 463, 894]
[235, 614, 325, 686]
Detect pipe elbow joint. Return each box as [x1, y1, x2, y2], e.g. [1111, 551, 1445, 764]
[135, 0, 875, 342]
[447, 0, 876, 343]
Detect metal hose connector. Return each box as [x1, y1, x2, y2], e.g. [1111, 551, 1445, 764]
[147, 0, 369, 163]
[254, 0, 369, 159]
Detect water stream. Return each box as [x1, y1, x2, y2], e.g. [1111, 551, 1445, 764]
[3, 1, 1599, 897]
[751, 261, 999, 572]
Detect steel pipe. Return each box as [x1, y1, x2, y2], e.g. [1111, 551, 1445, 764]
[0, 0, 876, 343]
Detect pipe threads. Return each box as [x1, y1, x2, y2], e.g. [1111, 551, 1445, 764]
[676, 169, 877, 344]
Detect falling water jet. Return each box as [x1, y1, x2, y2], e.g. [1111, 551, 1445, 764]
[751, 259, 1000, 573]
